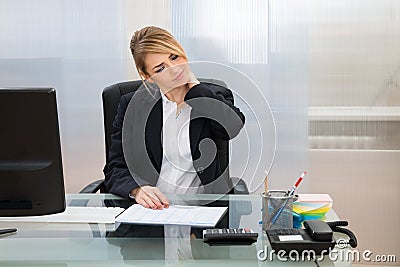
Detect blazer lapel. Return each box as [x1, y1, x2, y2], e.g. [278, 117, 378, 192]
[144, 92, 163, 173]
[189, 110, 205, 161]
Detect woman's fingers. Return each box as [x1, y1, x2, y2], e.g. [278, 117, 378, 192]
[144, 189, 163, 209]
[135, 186, 169, 210]
[137, 196, 151, 209]
[153, 189, 170, 208]
[135, 188, 153, 209]
[147, 194, 163, 209]
[142, 194, 159, 209]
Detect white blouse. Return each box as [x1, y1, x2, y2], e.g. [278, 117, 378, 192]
[156, 92, 205, 194]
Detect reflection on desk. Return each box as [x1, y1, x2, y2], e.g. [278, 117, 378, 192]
[0, 194, 349, 266]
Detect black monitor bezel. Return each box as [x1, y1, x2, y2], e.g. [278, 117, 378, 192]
[0, 88, 66, 216]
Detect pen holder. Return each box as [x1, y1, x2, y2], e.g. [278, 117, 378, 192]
[262, 190, 294, 232]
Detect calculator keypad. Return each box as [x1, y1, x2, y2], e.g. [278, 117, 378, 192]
[203, 228, 258, 245]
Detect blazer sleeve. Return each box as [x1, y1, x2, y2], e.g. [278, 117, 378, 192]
[103, 94, 149, 198]
[184, 83, 245, 140]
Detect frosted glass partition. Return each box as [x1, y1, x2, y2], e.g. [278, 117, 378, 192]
[0, 0, 128, 192]
[171, 0, 308, 192]
[304, 0, 400, 150]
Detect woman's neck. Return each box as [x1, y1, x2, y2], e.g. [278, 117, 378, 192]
[164, 85, 189, 105]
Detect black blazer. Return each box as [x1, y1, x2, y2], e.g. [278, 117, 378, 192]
[103, 83, 245, 199]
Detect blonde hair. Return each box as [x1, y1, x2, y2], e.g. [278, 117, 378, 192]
[130, 26, 187, 77]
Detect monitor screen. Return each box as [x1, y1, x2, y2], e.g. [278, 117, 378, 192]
[0, 88, 66, 216]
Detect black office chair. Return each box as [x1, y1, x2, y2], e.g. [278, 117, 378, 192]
[80, 78, 249, 195]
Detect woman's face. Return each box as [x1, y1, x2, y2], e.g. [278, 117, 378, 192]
[143, 53, 190, 93]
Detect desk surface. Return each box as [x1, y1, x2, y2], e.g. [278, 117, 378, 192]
[0, 194, 351, 266]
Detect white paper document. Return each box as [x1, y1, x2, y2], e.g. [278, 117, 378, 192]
[0, 206, 125, 224]
[116, 204, 227, 227]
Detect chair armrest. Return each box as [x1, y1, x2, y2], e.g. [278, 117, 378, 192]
[79, 179, 106, 193]
[230, 177, 249, 195]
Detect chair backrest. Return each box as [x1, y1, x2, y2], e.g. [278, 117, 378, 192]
[102, 78, 230, 176]
[102, 80, 143, 161]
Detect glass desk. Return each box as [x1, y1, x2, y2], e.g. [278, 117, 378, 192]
[0, 194, 352, 266]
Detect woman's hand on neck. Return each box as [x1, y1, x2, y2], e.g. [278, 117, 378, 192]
[164, 84, 189, 105]
[162, 72, 200, 104]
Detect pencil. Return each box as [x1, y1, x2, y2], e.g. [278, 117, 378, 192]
[264, 172, 268, 194]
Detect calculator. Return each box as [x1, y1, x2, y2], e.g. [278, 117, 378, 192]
[203, 228, 258, 245]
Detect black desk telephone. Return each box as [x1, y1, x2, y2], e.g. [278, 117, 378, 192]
[266, 220, 357, 255]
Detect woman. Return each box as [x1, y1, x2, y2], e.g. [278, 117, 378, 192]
[104, 26, 245, 210]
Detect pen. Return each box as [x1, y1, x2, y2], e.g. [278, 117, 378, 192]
[288, 171, 306, 196]
[0, 228, 17, 236]
[269, 171, 306, 226]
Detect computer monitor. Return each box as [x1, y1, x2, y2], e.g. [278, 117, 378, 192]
[0, 88, 66, 216]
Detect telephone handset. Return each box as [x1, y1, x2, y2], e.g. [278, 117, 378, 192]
[266, 220, 357, 255]
[326, 220, 357, 248]
[303, 220, 334, 241]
